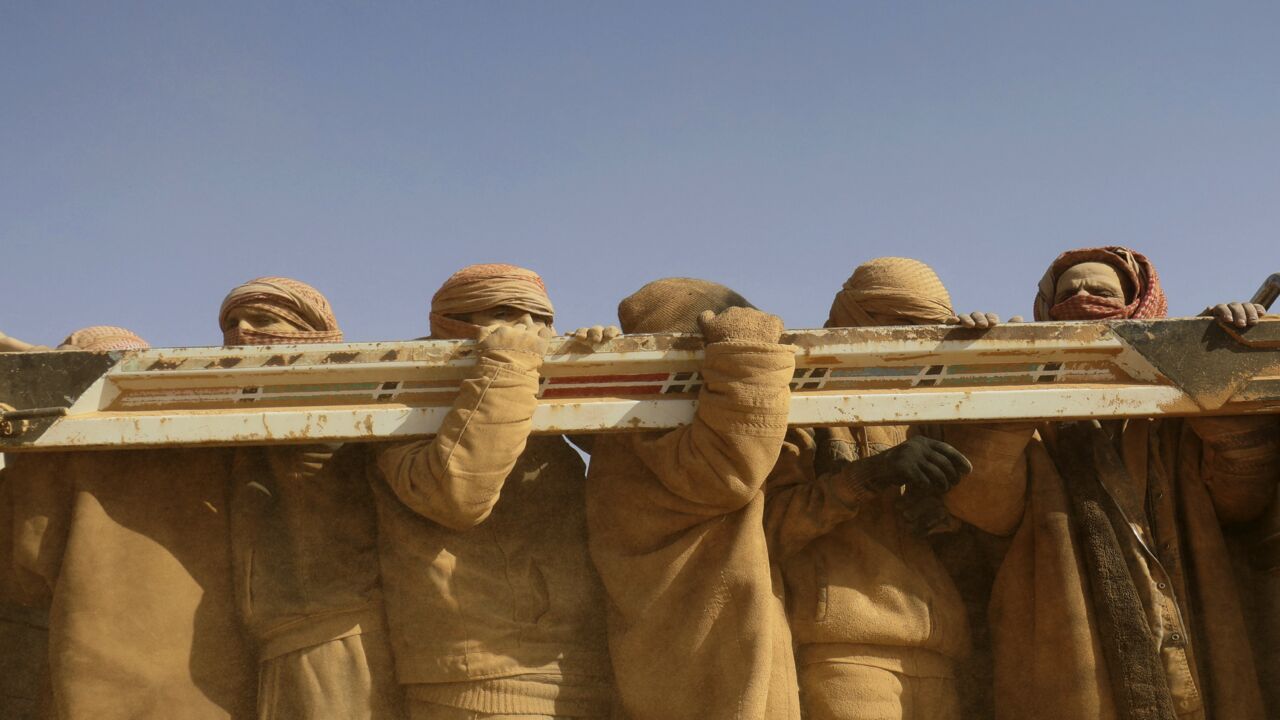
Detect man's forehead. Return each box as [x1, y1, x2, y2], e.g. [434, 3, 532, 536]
[1058, 261, 1123, 284]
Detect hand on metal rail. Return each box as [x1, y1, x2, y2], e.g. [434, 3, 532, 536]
[476, 324, 552, 356]
[1201, 302, 1268, 329]
[566, 325, 621, 348]
[946, 311, 1023, 329]
[696, 307, 784, 344]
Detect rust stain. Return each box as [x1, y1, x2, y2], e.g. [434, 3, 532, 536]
[146, 358, 183, 371]
[322, 352, 360, 364]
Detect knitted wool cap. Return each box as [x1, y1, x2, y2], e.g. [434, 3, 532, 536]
[617, 278, 754, 334]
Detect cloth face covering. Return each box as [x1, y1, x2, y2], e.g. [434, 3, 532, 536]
[220, 276, 343, 346]
[826, 257, 955, 328]
[1033, 246, 1168, 321]
[61, 326, 150, 351]
[429, 263, 556, 340]
[617, 277, 753, 334]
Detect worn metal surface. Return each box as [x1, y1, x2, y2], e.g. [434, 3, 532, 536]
[1253, 273, 1280, 310]
[1, 318, 1278, 450]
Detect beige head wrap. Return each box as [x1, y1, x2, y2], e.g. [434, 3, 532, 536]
[617, 277, 754, 334]
[429, 263, 555, 339]
[826, 257, 955, 328]
[1032, 246, 1167, 321]
[219, 276, 343, 345]
[61, 326, 150, 351]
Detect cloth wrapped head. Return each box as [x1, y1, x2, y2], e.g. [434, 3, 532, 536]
[429, 263, 556, 340]
[617, 277, 754, 334]
[1033, 246, 1167, 321]
[61, 326, 150, 351]
[219, 276, 343, 346]
[826, 257, 955, 328]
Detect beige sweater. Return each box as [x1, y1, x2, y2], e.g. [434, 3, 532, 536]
[586, 340, 800, 720]
[230, 444, 386, 660]
[373, 344, 610, 716]
[765, 425, 972, 675]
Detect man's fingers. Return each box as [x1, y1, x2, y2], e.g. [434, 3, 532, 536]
[602, 325, 622, 341]
[1244, 302, 1264, 325]
[1008, 315, 1025, 323]
[985, 312, 1000, 327]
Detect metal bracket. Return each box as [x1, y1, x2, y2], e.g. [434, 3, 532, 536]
[0, 406, 68, 437]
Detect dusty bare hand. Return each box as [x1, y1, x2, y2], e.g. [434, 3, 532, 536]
[697, 307, 784, 344]
[946, 311, 1002, 329]
[1201, 302, 1266, 329]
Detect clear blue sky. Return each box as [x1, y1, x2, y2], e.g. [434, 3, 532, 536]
[3, 2, 1278, 347]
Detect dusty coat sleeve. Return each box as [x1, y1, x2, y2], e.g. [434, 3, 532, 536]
[628, 340, 796, 516]
[927, 423, 1036, 537]
[763, 433, 879, 562]
[1190, 415, 1280, 524]
[375, 346, 541, 530]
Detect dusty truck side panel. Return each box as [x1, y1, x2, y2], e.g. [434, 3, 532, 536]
[1, 318, 1278, 451]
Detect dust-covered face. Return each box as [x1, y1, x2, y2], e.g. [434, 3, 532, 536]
[223, 307, 308, 336]
[453, 305, 553, 331]
[1053, 262, 1130, 304]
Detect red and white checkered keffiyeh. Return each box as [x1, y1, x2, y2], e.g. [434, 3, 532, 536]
[1033, 247, 1167, 321]
[61, 326, 150, 351]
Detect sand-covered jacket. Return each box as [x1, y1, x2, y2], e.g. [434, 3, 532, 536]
[967, 417, 1279, 720]
[373, 344, 610, 716]
[587, 339, 800, 720]
[230, 443, 385, 661]
[8, 449, 255, 720]
[764, 425, 973, 678]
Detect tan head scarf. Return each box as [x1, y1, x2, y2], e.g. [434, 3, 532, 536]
[61, 326, 150, 351]
[617, 277, 754, 334]
[219, 276, 343, 345]
[1032, 246, 1167, 321]
[429, 263, 555, 339]
[826, 257, 955, 328]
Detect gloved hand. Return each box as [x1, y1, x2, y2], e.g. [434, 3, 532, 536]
[477, 323, 553, 356]
[265, 443, 342, 481]
[858, 436, 973, 495]
[697, 307, 784, 345]
[1201, 302, 1268, 329]
[567, 325, 622, 348]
